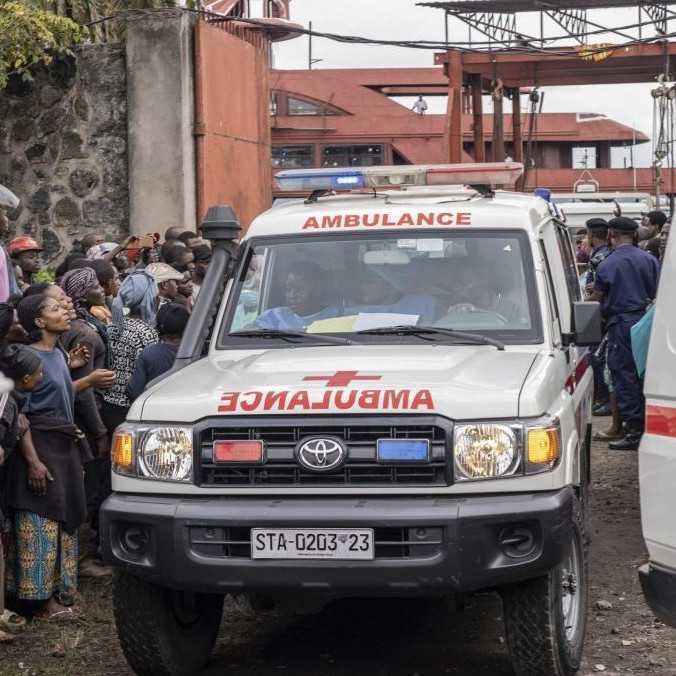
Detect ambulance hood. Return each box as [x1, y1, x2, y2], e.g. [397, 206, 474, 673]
[136, 345, 539, 422]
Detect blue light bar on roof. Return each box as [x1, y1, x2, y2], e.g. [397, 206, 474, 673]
[275, 168, 365, 192]
[274, 163, 524, 194]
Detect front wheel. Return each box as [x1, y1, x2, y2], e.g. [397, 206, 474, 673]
[502, 497, 588, 676]
[112, 570, 224, 676]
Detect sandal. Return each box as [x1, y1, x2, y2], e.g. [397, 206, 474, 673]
[0, 609, 27, 632]
[33, 607, 80, 623]
[0, 628, 15, 643]
[593, 429, 624, 441]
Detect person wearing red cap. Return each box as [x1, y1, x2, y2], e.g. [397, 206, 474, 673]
[8, 236, 42, 292]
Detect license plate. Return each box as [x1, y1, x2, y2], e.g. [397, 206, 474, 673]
[251, 528, 374, 560]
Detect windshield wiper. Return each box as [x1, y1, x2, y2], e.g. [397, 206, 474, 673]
[356, 325, 505, 350]
[230, 329, 352, 346]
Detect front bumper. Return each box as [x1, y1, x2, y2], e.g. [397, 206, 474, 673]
[100, 487, 574, 595]
[639, 563, 676, 627]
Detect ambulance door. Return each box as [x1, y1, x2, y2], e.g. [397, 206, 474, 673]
[640, 230, 676, 574]
[538, 221, 591, 479]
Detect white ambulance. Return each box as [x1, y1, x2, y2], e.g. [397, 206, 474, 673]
[101, 163, 600, 676]
[639, 223, 676, 626]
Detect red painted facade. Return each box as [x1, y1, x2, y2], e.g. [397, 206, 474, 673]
[270, 67, 661, 195]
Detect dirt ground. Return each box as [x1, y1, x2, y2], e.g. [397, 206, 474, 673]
[2, 421, 675, 676]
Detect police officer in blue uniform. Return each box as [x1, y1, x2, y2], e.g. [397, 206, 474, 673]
[591, 216, 660, 450]
[584, 218, 611, 415]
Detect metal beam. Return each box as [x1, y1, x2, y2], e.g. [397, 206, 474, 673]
[547, 8, 588, 44]
[644, 2, 669, 33]
[418, 1, 676, 11]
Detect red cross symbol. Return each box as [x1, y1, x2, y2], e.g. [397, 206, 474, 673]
[303, 371, 382, 387]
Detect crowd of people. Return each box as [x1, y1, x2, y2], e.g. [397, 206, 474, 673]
[0, 217, 208, 642]
[577, 209, 666, 452]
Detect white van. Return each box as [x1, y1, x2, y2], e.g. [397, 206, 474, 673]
[552, 192, 652, 231]
[639, 227, 676, 626]
[101, 163, 599, 676]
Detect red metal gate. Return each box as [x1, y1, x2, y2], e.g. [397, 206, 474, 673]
[194, 17, 273, 229]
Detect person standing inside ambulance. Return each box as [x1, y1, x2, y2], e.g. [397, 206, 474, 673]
[590, 216, 660, 451]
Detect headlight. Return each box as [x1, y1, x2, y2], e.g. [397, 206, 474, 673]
[138, 427, 193, 481]
[454, 423, 520, 481]
[453, 420, 561, 481]
[112, 425, 193, 482]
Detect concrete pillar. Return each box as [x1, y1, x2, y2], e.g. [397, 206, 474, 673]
[126, 10, 196, 236]
[511, 88, 523, 163]
[471, 74, 485, 163]
[492, 93, 504, 162]
[447, 50, 464, 164]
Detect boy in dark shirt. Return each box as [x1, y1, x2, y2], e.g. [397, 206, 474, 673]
[127, 303, 189, 402]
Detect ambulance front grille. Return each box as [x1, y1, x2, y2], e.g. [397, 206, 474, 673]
[197, 421, 451, 487]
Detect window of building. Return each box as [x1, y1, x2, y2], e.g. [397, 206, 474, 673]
[392, 149, 411, 165]
[272, 145, 314, 169]
[322, 144, 384, 167]
[288, 97, 323, 116]
[572, 146, 597, 169]
[273, 91, 343, 116]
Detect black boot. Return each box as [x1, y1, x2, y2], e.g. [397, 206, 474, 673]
[608, 423, 643, 451]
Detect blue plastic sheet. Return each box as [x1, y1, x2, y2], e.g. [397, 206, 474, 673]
[631, 305, 655, 377]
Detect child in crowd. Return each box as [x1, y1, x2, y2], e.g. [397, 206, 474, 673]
[127, 302, 189, 401]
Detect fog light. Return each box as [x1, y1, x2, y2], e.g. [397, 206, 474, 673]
[123, 526, 149, 554]
[499, 526, 535, 558]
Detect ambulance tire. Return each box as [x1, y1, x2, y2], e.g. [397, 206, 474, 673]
[112, 570, 224, 676]
[502, 497, 588, 676]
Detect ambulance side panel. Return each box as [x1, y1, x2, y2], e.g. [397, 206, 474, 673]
[640, 232, 676, 569]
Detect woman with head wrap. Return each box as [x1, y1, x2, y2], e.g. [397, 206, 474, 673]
[58, 268, 114, 574]
[102, 270, 158, 433]
[4, 295, 113, 621]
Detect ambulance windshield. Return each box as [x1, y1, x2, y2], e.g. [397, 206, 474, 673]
[222, 231, 541, 345]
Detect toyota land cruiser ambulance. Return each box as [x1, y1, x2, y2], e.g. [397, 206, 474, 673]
[639, 219, 676, 627]
[101, 162, 600, 676]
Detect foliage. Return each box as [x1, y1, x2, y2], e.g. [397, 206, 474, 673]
[32, 0, 177, 43]
[0, 0, 177, 89]
[0, 1, 82, 89]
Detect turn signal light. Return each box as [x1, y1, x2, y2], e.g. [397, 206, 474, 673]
[214, 440, 264, 463]
[112, 431, 134, 468]
[527, 429, 560, 464]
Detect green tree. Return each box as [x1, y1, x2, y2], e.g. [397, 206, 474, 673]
[0, 0, 177, 89]
[32, 0, 177, 43]
[0, 1, 82, 88]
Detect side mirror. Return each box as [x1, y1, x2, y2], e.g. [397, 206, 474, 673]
[572, 301, 602, 346]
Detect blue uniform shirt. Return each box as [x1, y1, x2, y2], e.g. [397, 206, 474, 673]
[594, 244, 660, 321]
[586, 244, 610, 287]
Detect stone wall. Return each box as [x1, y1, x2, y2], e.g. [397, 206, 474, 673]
[0, 45, 128, 263]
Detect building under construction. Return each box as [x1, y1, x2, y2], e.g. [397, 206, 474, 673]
[419, 0, 676, 196]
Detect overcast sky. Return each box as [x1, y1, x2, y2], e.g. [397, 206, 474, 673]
[273, 0, 664, 167]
